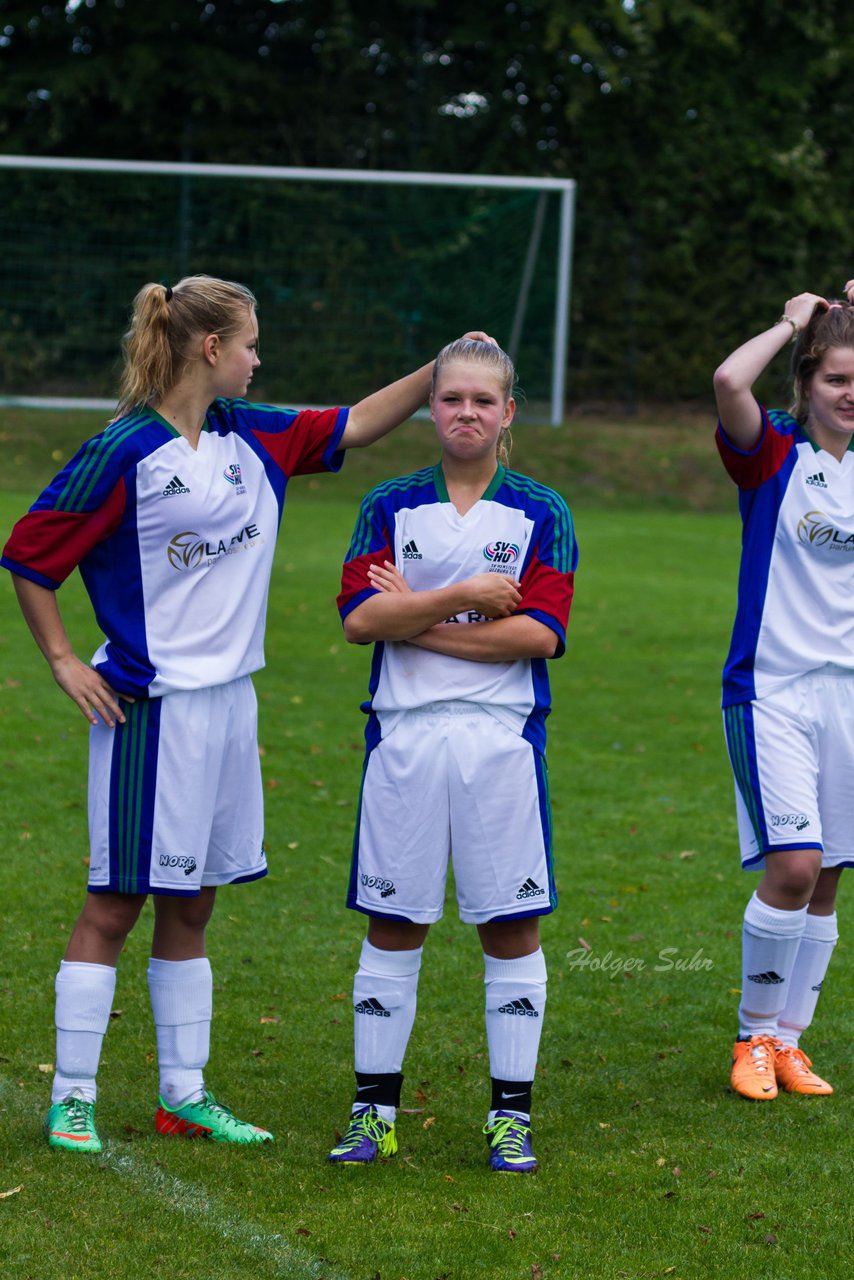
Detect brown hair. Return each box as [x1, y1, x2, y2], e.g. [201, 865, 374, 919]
[114, 274, 257, 418]
[790, 302, 854, 422]
[431, 338, 516, 465]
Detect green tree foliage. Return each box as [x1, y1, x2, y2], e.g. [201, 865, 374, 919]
[2, 0, 854, 402]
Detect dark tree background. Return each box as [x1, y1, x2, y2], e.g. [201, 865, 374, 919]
[2, 0, 854, 405]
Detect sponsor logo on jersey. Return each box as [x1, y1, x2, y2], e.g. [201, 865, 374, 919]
[483, 540, 520, 566]
[747, 970, 784, 985]
[166, 523, 262, 570]
[354, 998, 391, 1017]
[805, 471, 827, 489]
[771, 812, 810, 831]
[223, 463, 247, 494]
[158, 854, 198, 875]
[516, 876, 546, 900]
[162, 474, 190, 497]
[797, 510, 854, 551]
[497, 998, 540, 1017]
[402, 539, 422, 560]
[360, 873, 396, 898]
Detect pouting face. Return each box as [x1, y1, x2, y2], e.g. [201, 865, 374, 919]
[804, 346, 854, 457]
[430, 361, 515, 462]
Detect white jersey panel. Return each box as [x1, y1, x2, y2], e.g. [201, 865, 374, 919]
[90, 431, 279, 694]
[753, 441, 854, 701]
[372, 497, 536, 732]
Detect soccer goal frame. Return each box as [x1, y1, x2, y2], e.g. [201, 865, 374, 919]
[0, 155, 575, 425]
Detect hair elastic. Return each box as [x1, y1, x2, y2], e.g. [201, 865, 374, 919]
[164, 286, 173, 302]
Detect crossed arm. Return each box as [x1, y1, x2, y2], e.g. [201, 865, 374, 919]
[343, 560, 558, 661]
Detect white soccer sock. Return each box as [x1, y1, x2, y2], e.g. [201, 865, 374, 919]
[484, 948, 547, 1088]
[777, 912, 838, 1048]
[352, 939, 422, 1114]
[53, 960, 117, 1104]
[738, 893, 807, 1038]
[147, 957, 212, 1109]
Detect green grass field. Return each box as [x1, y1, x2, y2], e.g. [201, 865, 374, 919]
[1, 410, 852, 1280]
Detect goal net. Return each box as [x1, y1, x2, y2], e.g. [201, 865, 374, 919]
[0, 157, 574, 424]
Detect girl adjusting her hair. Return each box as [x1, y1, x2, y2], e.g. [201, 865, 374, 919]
[1, 273, 493, 1152]
[327, 339, 578, 1173]
[713, 283, 854, 1102]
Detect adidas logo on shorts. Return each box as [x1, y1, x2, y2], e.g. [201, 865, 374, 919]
[747, 970, 784, 985]
[516, 877, 545, 900]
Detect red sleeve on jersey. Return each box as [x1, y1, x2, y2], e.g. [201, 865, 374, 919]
[2, 478, 127, 588]
[337, 543, 394, 615]
[518, 554, 574, 632]
[251, 407, 346, 477]
[716, 406, 795, 490]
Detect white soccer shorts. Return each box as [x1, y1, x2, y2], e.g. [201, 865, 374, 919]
[348, 702, 556, 924]
[87, 675, 266, 895]
[723, 667, 854, 870]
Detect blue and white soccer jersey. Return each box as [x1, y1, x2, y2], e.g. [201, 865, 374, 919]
[338, 462, 577, 923]
[718, 406, 854, 868]
[2, 399, 348, 894]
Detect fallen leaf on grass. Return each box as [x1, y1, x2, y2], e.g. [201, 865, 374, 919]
[0, 1186, 22, 1199]
[37, 1064, 53, 1074]
[532, 1266, 544, 1279]
[329, 992, 348, 1002]
[747, 1211, 766, 1221]
[765, 1234, 779, 1246]
[577, 937, 591, 952]
[259, 1016, 280, 1025]
[507, 1228, 517, 1239]
[422, 1116, 436, 1129]
[109, 1009, 124, 1020]
[296, 1227, 311, 1238]
[698, 1225, 712, 1235]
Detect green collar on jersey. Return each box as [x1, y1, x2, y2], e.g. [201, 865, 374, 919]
[146, 406, 211, 439]
[432, 461, 505, 504]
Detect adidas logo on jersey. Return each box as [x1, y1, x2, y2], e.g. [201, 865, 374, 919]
[498, 998, 540, 1018]
[806, 471, 827, 488]
[162, 474, 190, 497]
[516, 877, 545, 900]
[354, 998, 391, 1017]
[747, 970, 784, 985]
[402, 539, 422, 560]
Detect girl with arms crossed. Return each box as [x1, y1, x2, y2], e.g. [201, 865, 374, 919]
[328, 339, 577, 1172]
[714, 283, 854, 1100]
[2, 274, 487, 1151]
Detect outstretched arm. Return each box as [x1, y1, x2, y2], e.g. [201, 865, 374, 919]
[12, 574, 128, 727]
[340, 330, 496, 449]
[713, 293, 826, 449]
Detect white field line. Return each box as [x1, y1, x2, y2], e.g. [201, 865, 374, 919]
[0, 1082, 351, 1280]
